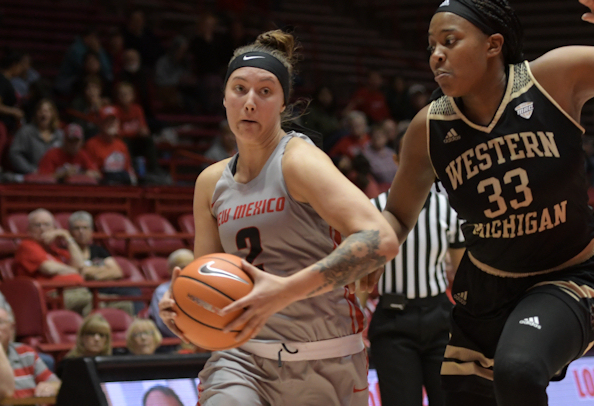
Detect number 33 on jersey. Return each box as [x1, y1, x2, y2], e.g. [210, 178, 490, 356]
[428, 62, 594, 274]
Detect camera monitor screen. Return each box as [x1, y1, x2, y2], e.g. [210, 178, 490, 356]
[101, 378, 199, 406]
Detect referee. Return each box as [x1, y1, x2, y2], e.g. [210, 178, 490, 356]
[368, 130, 465, 406]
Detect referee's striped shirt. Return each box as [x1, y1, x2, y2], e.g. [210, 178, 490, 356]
[372, 190, 465, 299]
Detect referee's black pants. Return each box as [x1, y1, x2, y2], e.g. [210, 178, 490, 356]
[369, 294, 452, 406]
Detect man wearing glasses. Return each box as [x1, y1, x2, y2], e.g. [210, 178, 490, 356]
[14, 208, 92, 314]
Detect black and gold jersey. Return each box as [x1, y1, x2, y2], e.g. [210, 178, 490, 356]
[428, 61, 594, 275]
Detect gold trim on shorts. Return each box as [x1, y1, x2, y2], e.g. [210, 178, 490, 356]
[441, 345, 494, 381]
[468, 238, 594, 278]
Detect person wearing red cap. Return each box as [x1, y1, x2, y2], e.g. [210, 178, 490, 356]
[38, 123, 101, 182]
[84, 105, 136, 185]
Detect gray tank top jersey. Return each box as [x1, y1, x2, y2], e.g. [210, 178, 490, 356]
[211, 132, 364, 342]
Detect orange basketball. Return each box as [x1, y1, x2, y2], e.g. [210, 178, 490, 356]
[171, 253, 254, 351]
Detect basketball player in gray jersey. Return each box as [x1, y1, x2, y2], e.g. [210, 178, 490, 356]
[159, 30, 398, 406]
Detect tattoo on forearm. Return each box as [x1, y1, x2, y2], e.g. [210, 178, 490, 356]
[307, 229, 386, 297]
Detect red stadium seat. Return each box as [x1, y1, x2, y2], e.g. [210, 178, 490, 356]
[177, 213, 194, 247]
[139, 256, 170, 281]
[6, 212, 29, 234]
[137, 306, 150, 319]
[53, 212, 73, 230]
[177, 213, 194, 233]
[0, 277, 49, 346]
[135, 213, 186, 255]
[64, 174, 98, 185]
[0, 226, 17, 258]
[112, 256, 146, 282]
[23, 173, 57, 184]
[0, 257, 15, 280]
[95, 212, 149, 257]
[91, 308, 133, 342]
[46, 309, 83, 344]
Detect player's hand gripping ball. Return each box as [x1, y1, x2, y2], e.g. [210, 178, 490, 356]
[171, 253, 254, 350]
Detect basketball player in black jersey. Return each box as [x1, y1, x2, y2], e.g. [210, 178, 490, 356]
[378, 0, 594, 405]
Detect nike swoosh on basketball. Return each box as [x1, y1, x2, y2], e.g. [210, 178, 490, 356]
[243, 55, 265, 60]
[199, 261, 250, 284]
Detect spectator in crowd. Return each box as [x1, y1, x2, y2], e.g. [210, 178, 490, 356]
[362, 123, 398, 188]
[65, 314, 112, 358]
[381, 118, 398, 144]
[71, 52, 112, 100]
[38, 123, 101, 182]
[143, 386, 183, 406]
[190, 12, 226, 113]
[107, 28, 125, 78]
[115, 81, 159, 178]
[0, 51, 26, 134]
[302, 86, 341, 146]
[347, 154, 381, 199]
[408, 83, 430, 115]
[122, 10, 164, 69]
[0, 292, 56, 372]
[329, 110, 370, 159]
[68, 211, 122, 282]
[155, 36, 199, 113]
[344, 70, 391, 124]
[114, 81, 148, 136]
[125, 319, 162, 355]
[68, 210, 142, 315]
[14, 209, 92, 315]
[0, 307, 61, 399]
[85, 105, 136, 185]
[10, 53, 40, 101]
[21, 79, 53, 125]
[149, 249, 194, 338]
[55, 27, 113, 95]
[385, 75, 414, 121]
[0, 292, 11, 315]
[69, 76, 106, 139]
[204, 120, 236, 162]
[116, 49, 156, 131]
[9, 99, 63, 174]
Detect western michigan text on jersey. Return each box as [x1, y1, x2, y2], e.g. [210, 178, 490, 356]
[445, 131, 559, 191]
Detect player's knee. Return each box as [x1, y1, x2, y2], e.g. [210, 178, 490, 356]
[493, 349, 548, 396]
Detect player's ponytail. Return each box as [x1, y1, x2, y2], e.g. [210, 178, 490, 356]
[254, 30, 298, 68]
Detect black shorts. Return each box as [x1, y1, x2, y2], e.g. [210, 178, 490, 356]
[443, 252, 594, 394]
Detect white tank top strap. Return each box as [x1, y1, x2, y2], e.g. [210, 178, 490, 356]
[239, 333, 364, 363]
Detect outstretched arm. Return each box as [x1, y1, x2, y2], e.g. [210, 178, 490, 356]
[529, 0, 594, 121]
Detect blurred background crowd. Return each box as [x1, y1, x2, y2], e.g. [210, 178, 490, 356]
[0, 0, 594, 399]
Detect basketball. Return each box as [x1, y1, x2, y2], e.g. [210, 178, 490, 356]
[171, 253, 254, 351]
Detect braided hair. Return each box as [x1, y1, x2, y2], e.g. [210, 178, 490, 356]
[469, 0, 524, 64]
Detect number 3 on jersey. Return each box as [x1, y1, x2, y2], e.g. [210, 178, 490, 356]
[477, 168, 533, 218]
[236, 227, 264, 270]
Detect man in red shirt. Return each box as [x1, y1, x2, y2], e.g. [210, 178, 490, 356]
[0, 307, 60, 400]
[329, 110, 370, 159]
[84, 105, 136, 185]
[38, 123, 101, 182]
[344, 71, 391, 124]
[115, 81, 159, 177]
[14, 208, 92, 314]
